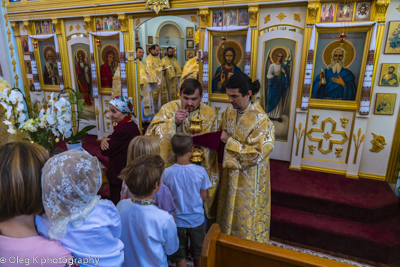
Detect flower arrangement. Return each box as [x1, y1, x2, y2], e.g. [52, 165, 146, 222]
[0, 80, 26, 134]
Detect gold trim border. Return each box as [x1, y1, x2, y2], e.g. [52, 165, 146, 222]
[301, 164, 346, 175]
[358, 172, 386, 181]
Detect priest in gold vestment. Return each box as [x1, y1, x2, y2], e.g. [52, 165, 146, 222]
[217, 72, 275, 243]
[145, 79, 219, 218]
[145, 44, 167, 112]
[162, 47, 182, 101]
[137, 47, 156, 118]
[181, 57, 199, 86]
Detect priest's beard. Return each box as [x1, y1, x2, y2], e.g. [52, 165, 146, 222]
[329, 60, 345, 74]
[167, 54, 173, 58]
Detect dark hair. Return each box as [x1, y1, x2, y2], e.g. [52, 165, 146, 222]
[389, 66, 395, 69]
[171, 133, 193, 157]
[223, 47, 236, 64]
[136, 46, 143, 52]
[119, 155, 165, 197]
[180, 78, 203, 96]
[225, 72, 260, 96]
[167, 46, 173, 52]
[150, 44, 159, 51]
[0, 142, 49, 222]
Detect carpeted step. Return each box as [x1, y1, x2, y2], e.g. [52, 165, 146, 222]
[270, 205, 400, 264]
[270, 160, 399, 223]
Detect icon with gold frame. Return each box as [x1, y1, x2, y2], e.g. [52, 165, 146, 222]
[354, 2, 371, 22]
[35, 39, 60, 90]
[374, 93, 396, 115]
[95, 36, 120, 90]
[186, 27, 194, 38]
[379, 63, 400, 87]
[148, 36, 153, 44]
[384, 21, 400, 54]
[335, 2, 354, 22]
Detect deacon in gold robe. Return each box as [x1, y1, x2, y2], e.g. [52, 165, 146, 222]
[181, 57, 199, 86]
[162, 47, 182, 101]
[145, 44, 167, 112]
[137, 46, 156, 119]
[145, 78, 219, 218]
[217, 72, 275, 243]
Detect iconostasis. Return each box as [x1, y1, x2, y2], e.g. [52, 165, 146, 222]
[1, 0, 399, 182]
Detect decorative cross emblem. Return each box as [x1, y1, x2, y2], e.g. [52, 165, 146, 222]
[307, 117, 348, 154]
[12, 58, 16, 73]
[7, 28, 11, 43]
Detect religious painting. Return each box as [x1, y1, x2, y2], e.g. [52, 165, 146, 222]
[35, 21, 42, 34]
[374, 93, 396, 115]
[113, 17, 121, 31]
[148, 36, 153, 44]
[135, 42, 141, 49]
[146, 45, 152, 55]
[212, 10, 223, 27]
[28, 79, 35, 91]
[38, 40, 59, 86]
[126, 51, 135, 61]
[379, 63, 400, 87]
[224, 9, 238, 26]
[24, 60, 32, 74]
[42, 21, 51, 34]
[21, 35, 30, 55]
[161, 46, 176, 59]
[320, 3, 335, 22]
[72, 43, 95, 119]
[354, 2, 371, 21]
[336, 3, 354, 22]
[185, 49, 195, 60]
[279, 26, 287, 31]
[269, 26, 278, 32]
[97, 38, 119, 88]
[104, 17, 114, 31]
[238, 9, 249, 26]
[262, 38, 296, 141]
[95, 18, 103, 31]
[51, 22, 56, 34]
[187, 40, 194, 48]
[384, 21, 400, 54]
[186, 27, 194, 38]
[311, 30, 369, 101]
[210, 31, 246, 94]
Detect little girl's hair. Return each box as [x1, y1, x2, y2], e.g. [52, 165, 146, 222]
[127, 136, 160, 164]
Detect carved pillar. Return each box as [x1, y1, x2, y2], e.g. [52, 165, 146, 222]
[83, 16, 93, 33]
[198, 8, 209, 93]
[248, 5, 259, 81]
[374, 0, 390, 23]
[198, 8, 210, 29]
[248, 5, 259, 28]
[51, 19, 62, 35]
[118, 14, 128, 32]
[22, 21, 32, 35]
[306, 1, 320, 26]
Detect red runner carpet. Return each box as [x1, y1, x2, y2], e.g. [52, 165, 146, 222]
[270, 160, 400, 264]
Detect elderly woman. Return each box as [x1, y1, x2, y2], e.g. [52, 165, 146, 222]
[0, 142, 74, 266]
[101, 96, 140, 205]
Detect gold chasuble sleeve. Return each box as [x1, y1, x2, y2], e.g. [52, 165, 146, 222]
[162, 57, 182, 101]
[217, 103, 275, 244]
[145, 100, 219, 218]
[181, 57, 199, 86]
[145, 55, 167, 105]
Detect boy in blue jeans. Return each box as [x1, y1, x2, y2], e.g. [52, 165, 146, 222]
[162, 133, 211, 267]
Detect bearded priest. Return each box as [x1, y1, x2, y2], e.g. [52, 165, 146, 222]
[162, 47, 182, 101]
[217, 72, 275, 243]
[145, 78, 219, 218]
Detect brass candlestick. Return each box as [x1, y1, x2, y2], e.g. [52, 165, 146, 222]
[188, 117, 204, 163]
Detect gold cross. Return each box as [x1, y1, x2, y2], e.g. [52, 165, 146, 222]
[12, 58, 16, 73]
[397, 5, 400, 12]
[2, 0, 6, 9]
[7, 28, 11, 43]
[9, 43, 14, 58]
[14, 74, 19, 87]
[75, 24, 81, 31]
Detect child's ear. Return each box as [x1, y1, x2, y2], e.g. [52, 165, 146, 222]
[154, 180, 160, 189]
[190, 146, 194, 152]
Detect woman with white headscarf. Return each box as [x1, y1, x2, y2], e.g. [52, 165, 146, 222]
[35, 148, 124, 267]
[100, 96, 140, 204]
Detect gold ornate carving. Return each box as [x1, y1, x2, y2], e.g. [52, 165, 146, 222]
[4, 14, 8, 27]
[353, 128, 365, 164]
[306, 2, 320, 25]
[22, 21, 31, 35]
[370, 133, 386, 153]
[75, 24, 81, 31]
[104, 109, 111, 119]
[69, 25, 73, 32]
[47, 95, 51, 100]
[10, 21, 19, 37]
[83, 16, 93, 33]
[191, 16, 197, 23]
[135, 19, 141, 26]
[397, 6, 400, 12]
[14, 74, 19, 87]
[145, 0, 170, 14]
[2, 0, 5, 9]
[106, 122, 110, 129]
[323, 132, 332, 141]
[308, 144, 316, 155]
[198, 8, 210, 29]
[95, 106, 100, 130]
[335, 148, 343, 158]
[9, 43, 13, 58]
[340, 118, 348, 128]
[295, 122, 305, 156]
[277, 12, 286, 21]
[248, 5, 259, 27]
[311, 115, 319, 125]
[375, 0, 390, 23]
[294, 14, 301, 22]
[105, 99, 109, 106]
[117, 14, 127, 32]
[12, 58, 16, 73]
[264, 15, 271, 24]
[7, 28, 11, 43]
[307, 117, 348, 155]
[214, 106, 221, 116]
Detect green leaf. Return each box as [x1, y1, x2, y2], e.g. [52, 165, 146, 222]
[22, 138, 31, 142]
[72, 125, 96, 140]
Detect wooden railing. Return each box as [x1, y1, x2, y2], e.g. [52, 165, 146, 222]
[201, 224, 353, 267]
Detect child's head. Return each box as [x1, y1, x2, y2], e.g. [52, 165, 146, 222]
[171, 133, 193, 157]
[41, 148, 102, 224]
[127, 136, 160, 164]
[119, 155, 165, 198]
[0, 142, 49, 222]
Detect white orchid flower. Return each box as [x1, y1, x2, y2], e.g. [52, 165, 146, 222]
[3, 120, 12, 125]
[47, 112, 57, 126]
[55, 98, 71, 113]
[58, 123, 72, 138]
[9, 90, 23, 105]
[0, 101, 8, 109]
[0, 91, 9, 102]
[52, 127, 60, 137]
[16, 102, 25, 112]
[18, 113, 26, 128]
[39, 109, 45, 119]
[6, 106, 12, 119]
[57, 112, 72, 123]
[7, 124, 16, 134]
[48, 93, 55, 106]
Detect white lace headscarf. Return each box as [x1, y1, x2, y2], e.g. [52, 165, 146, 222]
[41, 148, 102, 240]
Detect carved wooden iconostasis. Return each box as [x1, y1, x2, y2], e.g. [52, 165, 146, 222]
[1, 0, 399, 182]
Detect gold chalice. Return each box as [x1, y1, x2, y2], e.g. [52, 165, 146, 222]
[188, 117, 204, 163]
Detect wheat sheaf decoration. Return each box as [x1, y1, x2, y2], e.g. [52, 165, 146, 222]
[353, 128, 365, 164]
[295, 122, 306, 156]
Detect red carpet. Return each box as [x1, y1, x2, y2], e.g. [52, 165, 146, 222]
[270, 160, 400, 264]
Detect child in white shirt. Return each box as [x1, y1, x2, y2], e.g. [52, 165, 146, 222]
[162, 133, 211, 267]
[117, 154, 179, 267]
[35, 148, 124, 267]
